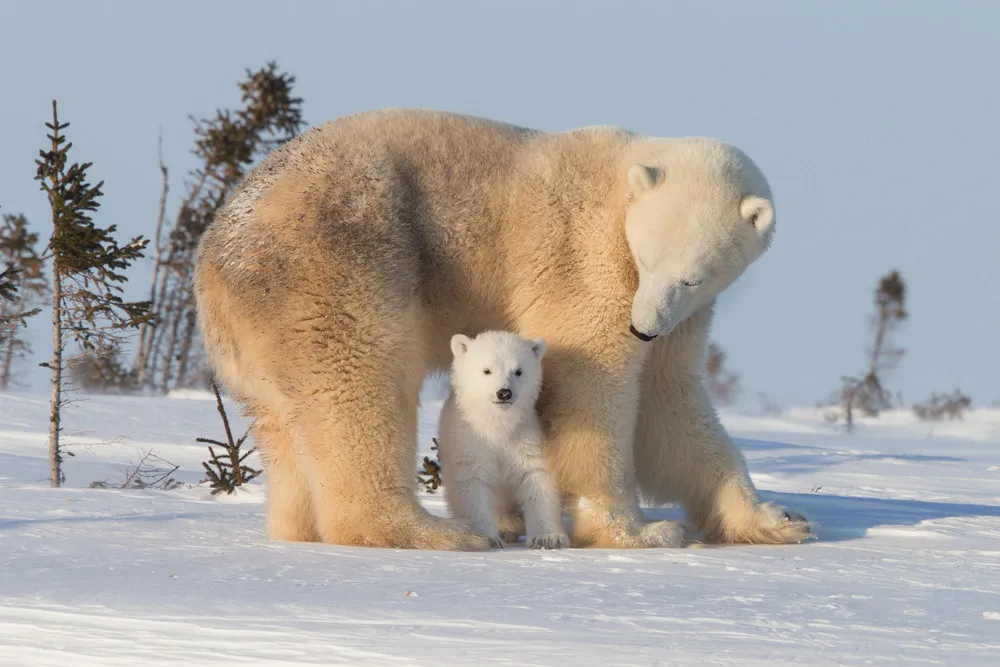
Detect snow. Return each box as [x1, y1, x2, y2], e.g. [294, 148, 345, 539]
[2, 386, 1000, 665]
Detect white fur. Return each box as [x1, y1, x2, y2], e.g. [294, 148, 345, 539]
[195, 109, 810, 551]
[437, 331, 569, 549]
[625, 139, 775, 340]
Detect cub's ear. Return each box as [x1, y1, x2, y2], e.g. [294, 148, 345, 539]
[739, 195, 775, 248]
[529, 338, 547, 360]
[450, 334, 472, 358]
[626, 164, 663, 203]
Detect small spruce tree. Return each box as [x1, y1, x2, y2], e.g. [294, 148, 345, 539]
[135, 62, 305, 392]
[417, 438, 443, 493]
[0, 266, 18, 310]
[0, 212, 48, 389]
[67, 343, 137, 394]
[0, 266, 28, 337]
[913, 389, 972, 421]
[198, 380, 260, 495]
[703, 341, 742, 407]
[836, 270, 908, 432]
[35, 100, 153, 487]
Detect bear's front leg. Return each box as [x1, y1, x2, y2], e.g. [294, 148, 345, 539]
[633, 309, 812, 545]
[635, 376, 811, 544]
[510, 465, 569, 549]
[535, 348, 688, 549]
[446, 475, 505, 549]
[493, 488, 526, 543]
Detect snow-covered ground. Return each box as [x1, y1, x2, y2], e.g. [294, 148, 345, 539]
[2, 385, 999, 666]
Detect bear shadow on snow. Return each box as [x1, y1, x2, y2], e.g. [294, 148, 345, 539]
[643, 433, 996, 545]
[758, 490, 1000, 543]
[735, 436, 965, 463]
[641, 492, 1000, 545]
[0, 511, 205, 531]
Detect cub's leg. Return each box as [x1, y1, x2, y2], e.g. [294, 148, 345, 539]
[446, 474, 504, 548]
[509, 458, 569, 549]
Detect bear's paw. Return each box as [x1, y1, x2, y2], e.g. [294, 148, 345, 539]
[528, 532, 571, 549]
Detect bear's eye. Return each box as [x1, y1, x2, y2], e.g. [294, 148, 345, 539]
[514, 369, 522, 377]
[483, 368, 491, 375]
[682, 279, 703, 288]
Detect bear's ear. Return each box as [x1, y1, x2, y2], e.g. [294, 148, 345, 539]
[529, 338, 547, 360]
[450, 334, 472, 358]
[740, 195, 775, 248]
[626, 164, 663, 203]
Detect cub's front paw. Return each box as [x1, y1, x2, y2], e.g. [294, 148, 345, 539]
[528, 532, 570, 549]
[488, 535, 506, 549]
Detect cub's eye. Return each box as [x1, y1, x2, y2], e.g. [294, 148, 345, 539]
[483, 369, 491, 375]
[514, 369, 522, 377]
[682, 279, 703, 288]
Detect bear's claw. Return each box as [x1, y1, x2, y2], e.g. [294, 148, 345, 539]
[528, 532, 570, 549]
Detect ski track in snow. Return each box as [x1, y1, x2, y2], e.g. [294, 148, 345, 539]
[2, 389, 1000, 666]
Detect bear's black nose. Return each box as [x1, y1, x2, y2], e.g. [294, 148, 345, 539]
[629, 324, 657, 342]
[496, 388, 513, 401]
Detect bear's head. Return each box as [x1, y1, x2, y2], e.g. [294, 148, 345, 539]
[624, 139, 775, 341]
[450, 331, 547, 417]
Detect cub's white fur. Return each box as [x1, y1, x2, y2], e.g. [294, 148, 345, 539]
[438, 331, 569, 549]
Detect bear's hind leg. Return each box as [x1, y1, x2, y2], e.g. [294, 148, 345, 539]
[252, 408, 319, 542]
[286, 299, 490, 552]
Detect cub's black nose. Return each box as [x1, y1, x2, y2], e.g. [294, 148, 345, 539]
[496, 388, 513, 401]
[629, 324, 657, 342]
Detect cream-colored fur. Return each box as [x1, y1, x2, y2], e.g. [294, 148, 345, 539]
[194, 108, 811, 550]
[438, 331, 570, 550]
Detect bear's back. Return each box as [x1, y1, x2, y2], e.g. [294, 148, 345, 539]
[212, 109, 539, 246]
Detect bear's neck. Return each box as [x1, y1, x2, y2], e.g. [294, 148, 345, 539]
[455, 394, 533, 443]
[504, 130, 640, 324]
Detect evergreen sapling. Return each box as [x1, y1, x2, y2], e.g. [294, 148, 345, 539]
[35, 100, 152, 486]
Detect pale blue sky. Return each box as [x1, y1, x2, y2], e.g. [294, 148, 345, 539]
[1, 0, 998, 409]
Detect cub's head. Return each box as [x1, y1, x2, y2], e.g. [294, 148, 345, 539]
[450, 331, 546, 414]
[624, 139, 775, 341]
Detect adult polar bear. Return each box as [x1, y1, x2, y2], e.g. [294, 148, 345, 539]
[194, 108, 811, 550]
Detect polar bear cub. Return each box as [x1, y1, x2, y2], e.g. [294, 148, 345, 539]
[438, 330, 569, 549]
